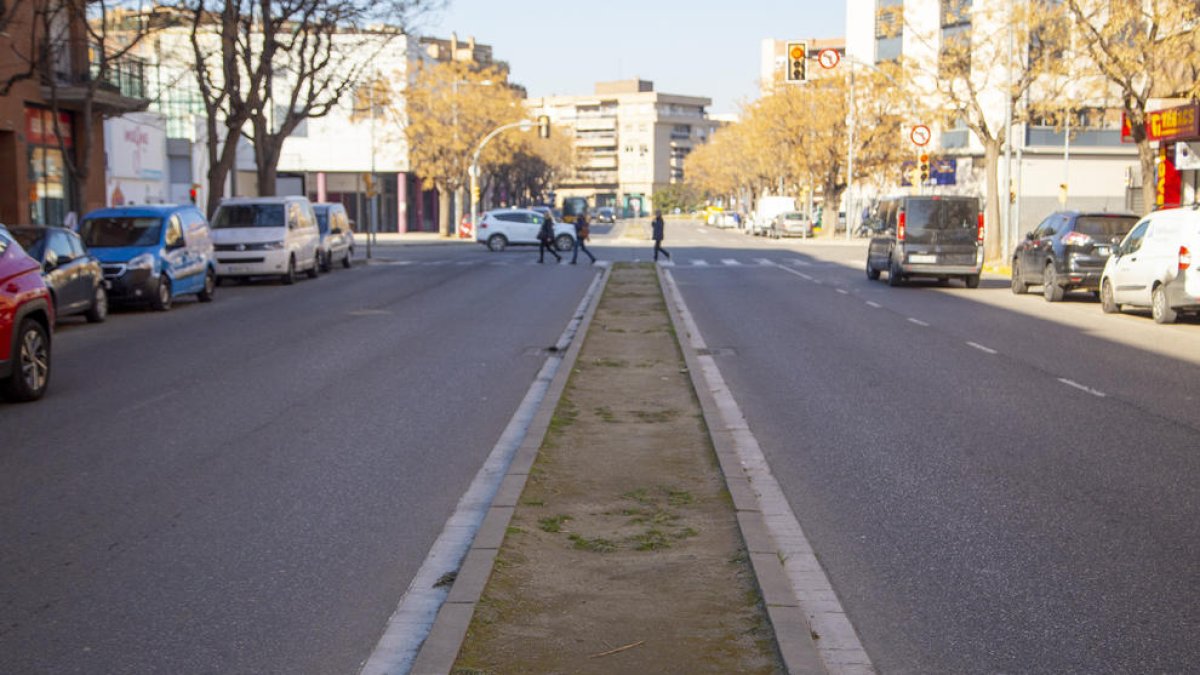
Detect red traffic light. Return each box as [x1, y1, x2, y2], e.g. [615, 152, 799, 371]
[919, 153, 929, 163]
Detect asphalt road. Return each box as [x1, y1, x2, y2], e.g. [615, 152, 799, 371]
[661, 220, 1200, 673]
[0, 241, 598, 674]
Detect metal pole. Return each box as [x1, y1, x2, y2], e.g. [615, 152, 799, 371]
[845, 61, 856, 241]
[1000, 0, 1015, 262]
[368, 75, 375, 260]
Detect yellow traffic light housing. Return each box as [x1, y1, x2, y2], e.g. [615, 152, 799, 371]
[785, 42, 808, 84]
[918, 153, 930, 182]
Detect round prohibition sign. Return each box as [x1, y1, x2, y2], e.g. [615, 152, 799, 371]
[910, 124, 932, 147]
[817, 49, 840, 69]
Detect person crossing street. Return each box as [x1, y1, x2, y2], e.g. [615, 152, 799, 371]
[652, 210, 671, 262]
[538, 213, 562, 264]
[571, 214, 596, 264]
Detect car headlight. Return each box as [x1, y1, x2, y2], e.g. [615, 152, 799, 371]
[128, 253, 155, 270]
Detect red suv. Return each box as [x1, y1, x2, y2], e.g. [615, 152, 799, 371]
[0, 226, 54, 401]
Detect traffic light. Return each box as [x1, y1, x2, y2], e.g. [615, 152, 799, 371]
[537, 115, 550, 139]
[188, 186, 198, 204]
[785, 42, 808, 83]
[918, 154, 930, 182]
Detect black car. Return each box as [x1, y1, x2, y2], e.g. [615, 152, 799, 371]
[1010, 211, 1138, 301]
[7, 226, 107, 323]
[865, 195, 984, 288]
[594, 207, 616, 224]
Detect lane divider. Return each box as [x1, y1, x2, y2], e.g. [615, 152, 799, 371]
[1058, 378, 1107, 398]
[966, 341, 998, 355]
[907, 317, 930, 327]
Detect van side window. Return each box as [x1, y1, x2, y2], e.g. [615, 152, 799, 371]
[288, 204, 302, 230]
[165, 216, 184, 248]
[1123, 220, 1150, 254]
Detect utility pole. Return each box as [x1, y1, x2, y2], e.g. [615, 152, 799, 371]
[845, 61, 856, 241]
[1000, 0, 1015, 262]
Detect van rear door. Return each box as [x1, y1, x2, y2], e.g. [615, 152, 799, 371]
[903, 197, 979, 266]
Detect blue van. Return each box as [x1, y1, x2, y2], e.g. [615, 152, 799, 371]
[79, 205, 217, 311]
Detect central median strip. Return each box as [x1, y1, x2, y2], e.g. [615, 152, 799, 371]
[410, 262, 823, 673]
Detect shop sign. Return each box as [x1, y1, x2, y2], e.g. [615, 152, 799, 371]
[1157, 144, 1182, 207]
[1123, 103, 1200, 144]
[106, 114, 166, 181]
[24, 107, 74, 148]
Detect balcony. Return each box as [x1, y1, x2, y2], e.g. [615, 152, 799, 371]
[43, 47, 149, 115]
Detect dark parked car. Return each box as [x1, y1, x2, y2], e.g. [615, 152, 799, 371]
[8, 226, 107, 323]
[0, 227, 54, 401]
[1010, 211, 1138, 301]
[865, 195, 984, 288]
[594, 207, 616, 224]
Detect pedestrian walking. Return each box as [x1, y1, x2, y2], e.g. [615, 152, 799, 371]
[538, 214, 562, 264]
[571, 213, 596, 264]
[651, 210, 670, 261]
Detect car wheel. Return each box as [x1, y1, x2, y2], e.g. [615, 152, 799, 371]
[198, 270, 216, 303]
[1011, 260, 1028, 294]
[487, 234, 508, 252]
[555, 234, 574, 252]
[151, 275, 172, 311]
[3, 318, 50, 402]
[85, 285, 108, 323]
[887, 257, 904, 287]
[1043, 264, 1064, 302]
[1152, 284, 1177, 324]
[342, 248, 353, 269]
[307, 252, 320, 279]
[1100, 279, 1120, 314]
[964, 274, 981, 289]
[866, 258, 880, 280]
[282, 256, 297, 285]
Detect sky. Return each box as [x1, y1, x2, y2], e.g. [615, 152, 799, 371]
[418, 0, 847, 115]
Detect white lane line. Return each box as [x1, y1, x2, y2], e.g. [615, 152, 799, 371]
[966, 341, 998, 355]
[1058, 378, 1107, 397]
[691, 259, 710, 267]
[754, 258, 775, 266]
[657, 260, 676, 267]
[836, 288, 849, 295]
[359, 272, 607, 675]
[423, 260, 448, 266]
[865, 301, 882, 309]
[721, 259, 742, 266]
[907, 317, 929, 327]
[789, 259, 813, 267]
[456, 261, 474, 266]
[661, 270, 874, 675]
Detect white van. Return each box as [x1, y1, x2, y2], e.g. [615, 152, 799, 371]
[1101, 206, 1200, 324]
[211, 196, 322, 284]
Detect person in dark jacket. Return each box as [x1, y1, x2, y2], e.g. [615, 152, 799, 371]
[651, 210, 670, 261]
[538, 214, 562, 263]
[571, 214, 596, 264]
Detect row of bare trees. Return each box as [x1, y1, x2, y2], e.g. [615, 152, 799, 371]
[684, 0, 1199, 259]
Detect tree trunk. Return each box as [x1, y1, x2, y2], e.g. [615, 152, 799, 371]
[203, 117, 243, 217]
[1137, 140, 1158, 211]
[437, 186, 451, 237]
[254, 120, 280, 197]
[982, 137, 1003, 264]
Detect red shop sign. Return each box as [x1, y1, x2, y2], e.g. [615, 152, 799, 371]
[1123, 103, 1200, 144]
[24, 107, 74, 149]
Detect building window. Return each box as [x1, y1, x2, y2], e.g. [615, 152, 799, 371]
[671, 124, 691, 140]
[876, 0, 904, 62]
[940, 0, 971, 76]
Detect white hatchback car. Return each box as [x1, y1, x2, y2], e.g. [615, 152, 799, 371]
[1101, 206, 1200, 324]
[476, 208, 575, 252]
[211, 196, 322, 284]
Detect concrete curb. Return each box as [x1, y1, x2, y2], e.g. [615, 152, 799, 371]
[657, 265, 827, 675]
[406, 266, 612, 675]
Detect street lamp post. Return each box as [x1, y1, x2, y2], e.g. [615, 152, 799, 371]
[840, 54, 904, 241]
[469, 119, 533, 237]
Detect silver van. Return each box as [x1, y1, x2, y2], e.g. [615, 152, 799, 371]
[865, 195, 984, 288]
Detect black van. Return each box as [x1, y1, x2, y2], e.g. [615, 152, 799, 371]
[865, 195, 984, 288]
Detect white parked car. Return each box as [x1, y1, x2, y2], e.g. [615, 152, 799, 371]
[313, 202, 354, 271]
[1100, 206, 1200, 324]
[476, 208, 575, 252]
[211, 196, 322, 285]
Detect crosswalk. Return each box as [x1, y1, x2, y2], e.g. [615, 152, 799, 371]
[371, 257, 828, 269]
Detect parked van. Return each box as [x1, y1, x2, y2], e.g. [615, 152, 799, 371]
[79, 204, 217, 311]
[865, 195, 984, 288]
[211, 196, 321, 284]
[1100, 206, 1200, 324]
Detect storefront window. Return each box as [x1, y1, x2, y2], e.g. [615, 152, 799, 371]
[25, 107, 75, 226]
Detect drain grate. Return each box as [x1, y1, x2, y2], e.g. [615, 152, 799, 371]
[697, 347, 737, 357]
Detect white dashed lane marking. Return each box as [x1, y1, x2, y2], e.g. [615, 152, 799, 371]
[721, 259, 742, 266]
[691, 259, 710, 267]
[907, 317, 929, 327]
[865, 301, 882, 308]
[1058, 378, 1107, 397]
[836, 288, 849, 295]
[967, 341, 998, 355]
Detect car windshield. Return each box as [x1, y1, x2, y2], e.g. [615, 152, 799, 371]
[213, 204, 286, 229]
[80, 217, 163, 247]
[314, 209, 330, 234]
[1075, 216, 1137, 237]
[9, 229, 47, 260]
[904, 199, 977, 232]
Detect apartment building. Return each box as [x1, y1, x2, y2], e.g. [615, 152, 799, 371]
[527, 79, 719, 217]
[845, 0, 1140, 237]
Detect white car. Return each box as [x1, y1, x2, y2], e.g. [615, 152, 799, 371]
[476, 208, 575, 252]
[211, 196, 322, 284]
[314, 202, 355, 271]
[1100, 206, 1200, 324]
